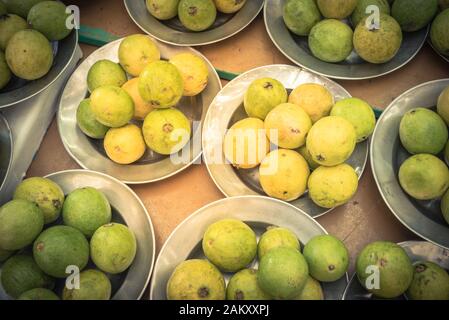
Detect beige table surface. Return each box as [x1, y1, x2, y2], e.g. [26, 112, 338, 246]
[27, 0, 449, 294]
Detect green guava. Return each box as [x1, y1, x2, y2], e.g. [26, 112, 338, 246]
[392, 0, 438, 32]
[213, 0, 247, 14]
[399, 154, 449, 200]
[283, 0, 321, 36]
[0, 2, 6, 15]
[351, 0, 390, 28]
[18, 288, 59, 300]
[244, 77, 288, 120]
[14, 176, 65, 224]
[294, 276, 324, 300]
[178, 0, 217, 32]
[139, 60, 184, 108]
[356, 241, 414, 298]
[76, 99, 109, 139]
[63, 269, 112, 300]
[431, 9, 449, 58]
[309, 19, 354, 63]
[86, 59, 127, 93]
[118, 34, 160, 77]
[440, 0, 449, 10]
[0, 199, 44, 250]
[5, 29, 53, 80]
[0, 50, 11, 90]
[258, 247, 309, 300]
[33, 225, 90, 278]
[441, 188, 449, 225]
[90, 223, 136, 274]
[202, 219, 257, 272]
[0, 14, 28, 50]
[297, 145, 320, 170]
[142, 108, 191, 155]
[146, 0, 180, 20]
[62, 187, 112, 238]
[0, 248, 14, 262]
[27, 1, 71, 41]
[316, 0, 358, 19]
[437, 85, 449, 125]
[226, 268, 271, 300]
[3, 0, 49, 18]
[257, 226, 300, 259]
[406, 261, 449, 300]
[167, 259, 226, 300]
[1, 254, 55, 299]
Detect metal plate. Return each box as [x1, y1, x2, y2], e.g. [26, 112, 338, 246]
[0, 30, 78, 109]
[428, 39, 449, 63]
[343, 241, 449, 300]
[0, 114, 13, 192]
[264, 0, 429, 80]
[0, 169, 156, 300]
[202, 64, 369, 218]
[371, 79, 449, 249]
[150, 195, 348, 300]
[124, 0, 264, 46]
[58, 38, 221, 184]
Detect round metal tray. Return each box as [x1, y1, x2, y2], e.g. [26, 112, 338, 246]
[202, 64, 369, 218]
[343, 241, 449, 300]
[0, 169, 156, 300]
[150, 196, 348, 300]
[58, 38, 221, 184]
[0, 114, 13, 193]
[124, 0, 264, 46]
[371, 79, 449, 249]
[264, 0, 429, 80]
[0, 30, 78, 109]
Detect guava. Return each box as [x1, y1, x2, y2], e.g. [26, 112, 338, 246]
[33, 225, 90, 278]
[202, 219, 257, 272]
[399, 108, 448, 155]
[90, 223, 137, 274]
[331, 98, 376, 142]
[431, 9, 449, 57]
[122, 78, 153, 120]
[167, 259, 226, 300]
[306, 116, 357, 166]
[446, 140, 449, 166]
[303, 235, 349, 282]
[13, 176, 65, 224]
[86, 59, 127, 93]
[257, 226, 300, 259]
[18, 288, 59, 300]
[297, 145, 320, 170]
[76, 99, 109, 139]
[90, 85, 134, 128]
[3, 0, 49, 18]
[118, 34, 160, 77]
[258, 247, 309, 300]
[104, 124, 146, 164]
[441, 189, 449, 225]
[259, 149, 310, 201]
[356, 241, 414, 298]
[0, 14, 28, 51]
[440, 0, 449, 10]
[0, 51, 11, 90]
[226, 268, 271, 300]
[392, 0, 438, 32]
[316, 0, 358, 19]
[178, 0, 217, 32]
[264, 103, 312, 149]
[27, 1, 71, 41]
[353, 14, 402, 64]
[214, 0, 247, 14]
[351, 0, 390, 28]
[5, 29, 53, 80]
[308, 164, 359, 208]
[399, 154, 449, 200]
[0, 2, 6, 15]
[283, 0, 321, 36]
[142, 108, 191, 155]
[0, 248, 14, 262]
[437, 85, 449, 125]
[63, 269, 112, 300]
[139, 60, 184, 108]
[294, 276, 324, 300]
[406, 261, 449, 300]
[0, 199, 44, 250]
[1, 254, 55, 299]
[309, 19, 354, 63]
[62, 187, 112, 238]
[169, 52, 209, 96]
[146, 0, 180, 20]
[244, 77, 288, 120]
[288, 83, 334, 123]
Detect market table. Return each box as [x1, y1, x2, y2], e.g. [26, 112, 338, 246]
[26, 0, 449, 297]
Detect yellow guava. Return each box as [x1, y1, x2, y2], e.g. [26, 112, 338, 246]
[103, 124, 146, 165]
[169, 52, 209, 96]
[288, 83, 334, 123]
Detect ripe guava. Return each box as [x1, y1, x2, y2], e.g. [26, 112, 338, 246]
[297, 145, 320, 170]
[3, 0, 49, 18]
[316, 0, 358, 19]
[283, 0, 321, 36]
[167, 259, 226, 300]
[214, 0, 247, 14]
[441, 189, 449, 225]
[118, 34, 160, 77]
[356, 241, 413, 298]
[0, 199, 44, 250]
[406, 261, 449, 300]
[202, 219, 257, 272]
[104, 124, 146, 164]
[27, 1, 71, 41]
[90, 223, 136, 274]
[294, 276, 324, 300]
[288, 83, 334, 123]
[178, 0, 217, 32]
[0, 14, 28, 50]
[87, 60, 127, 93]
[264, 103, 312, 149]
[169, 52, 209, 96]
[392, 0, 438, 32]
[226, 268, 271, 300]
[258, 247, 309, 300]
[351, 0, 390, 28]
[399, 154, 449, 200]
[431, 9, 449, 59]
[0, 51, 11, 90]
[437, 85, 449, 125]
[13, 176, 65, 224]
[309, 19, 354, 63]
[308, 164, 359, 208]
[146, 0, 179, 20]
[18, 288, 59, 300]
[33, 225, 90, 278]
[142, 108, 191, 155]
[122, 78, 153, 120]
[62, 187, 112, 238]
[76, 99, 109, 139]
[63, 269, 112, 300]
[257, 226, 300, 259]
[244, 77, 288, 120]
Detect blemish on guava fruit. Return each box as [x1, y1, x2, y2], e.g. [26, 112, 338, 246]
[198, 287, 209, 298]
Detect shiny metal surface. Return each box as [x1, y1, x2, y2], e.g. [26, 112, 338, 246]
[0, 114, 12, 193]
